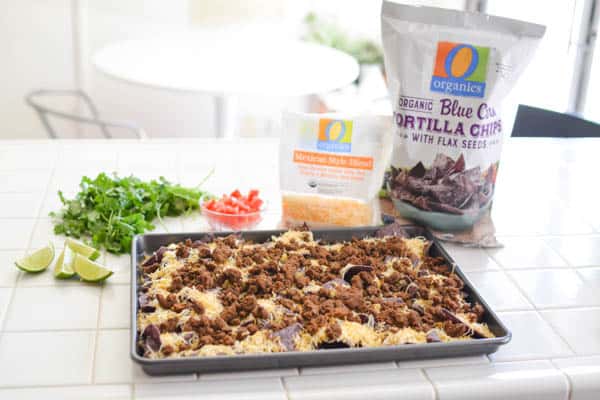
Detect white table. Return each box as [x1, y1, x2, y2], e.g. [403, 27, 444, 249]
[0, 138, 600, 399]
[93, 31, 360, 138]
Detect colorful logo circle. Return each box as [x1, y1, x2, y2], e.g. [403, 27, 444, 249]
[325, 120, 347, 142]
[317, 118, 353, 153]
[444, 44, 479, 80]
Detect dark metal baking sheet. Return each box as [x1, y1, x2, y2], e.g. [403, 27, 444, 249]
[131, 225, 511, 375]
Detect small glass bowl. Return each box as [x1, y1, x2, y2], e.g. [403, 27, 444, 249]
[201, 203, 266, 231]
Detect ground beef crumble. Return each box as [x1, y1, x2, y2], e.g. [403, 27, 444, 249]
[138, 231, 493, 358]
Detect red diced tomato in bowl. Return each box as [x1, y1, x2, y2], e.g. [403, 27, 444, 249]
[201, 189, 265, 231]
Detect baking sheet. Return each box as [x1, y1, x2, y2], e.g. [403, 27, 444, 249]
[131, 225, 510, 375]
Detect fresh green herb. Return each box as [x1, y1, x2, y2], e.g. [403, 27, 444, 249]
[303, 12, 384, 66]
[50, 173, 213, 254]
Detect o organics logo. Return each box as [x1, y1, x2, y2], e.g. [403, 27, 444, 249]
[317, 118, 352, 153]
[430, 41, 489, 98]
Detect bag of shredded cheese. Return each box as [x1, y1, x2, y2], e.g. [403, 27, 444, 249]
[381, 1, 545, 234]
[280, 112, 392, 227]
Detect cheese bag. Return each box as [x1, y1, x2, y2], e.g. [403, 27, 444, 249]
[280, 112, 392, 227]
[381, 2, 545, 232]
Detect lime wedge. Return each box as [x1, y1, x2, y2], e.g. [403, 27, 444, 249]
[15, 243, 55, 273]
[72, 253, 113, 283]
[66, 238, 100, 261]
[53, 246, 76, 279]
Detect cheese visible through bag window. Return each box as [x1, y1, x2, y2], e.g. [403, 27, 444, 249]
[280, 112, 392, 227]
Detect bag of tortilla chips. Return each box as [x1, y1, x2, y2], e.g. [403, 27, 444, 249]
[381, 1, 545, 243]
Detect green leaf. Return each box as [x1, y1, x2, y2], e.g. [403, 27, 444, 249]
[49, 172, 212, 254]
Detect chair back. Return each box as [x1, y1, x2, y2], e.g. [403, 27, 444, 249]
[511, 104, 599, 138]
[25, 89, 147, 139]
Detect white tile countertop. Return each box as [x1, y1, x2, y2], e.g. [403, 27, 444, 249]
[0, 137, 599, 400]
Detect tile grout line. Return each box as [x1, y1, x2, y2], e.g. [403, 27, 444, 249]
[489, 232, 600, 239]
[574, 268, 595, 284]
[14, 281, 131, 289]
[419, 368, 440, 400]
[0, 357, 584, 392]
[494, 268, 536, 311]
[2, 327, 130, 333]
[0, 382, 137, 391]
[484, 239, 569, 271]
[0, 190, 52, 195]
[539, 237, 574, 268]
[108, 149, 137, 398]
[468, 353, 600, 364]
[487, 265, 600, 308]
[549, 359, 574, 400]
[0, 245, 34, 251]
[464, 273, 600, 310]
[279, 376, 292, 400]
[498, 268, 542, 313]
[549, 353, 600, 360]
[93, 148, 119, 389]
[90, 283, 105, 384]
[0, 146, 58, 341]
[23, 148, 60, 252]
[508, 262, 600, 354]
[534, 304, 600, 312]
[535, 312, 579, 358]
[498, 265, 600, 271]
[495, 268, 579, 357]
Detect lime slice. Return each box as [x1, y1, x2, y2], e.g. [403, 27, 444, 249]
[72, 253, 113, 283]
[53, 246, 76, 279]
[66, 238, 100, 261]
[15, 243, 55, 273]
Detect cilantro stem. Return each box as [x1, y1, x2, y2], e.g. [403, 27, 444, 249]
[155, 202, 168, 232]
[196, 167, 215, 190]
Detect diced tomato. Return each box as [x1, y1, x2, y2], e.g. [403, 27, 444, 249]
[238, 202, 252, 212]
[204, 188, 263, 231]
[248, 189, 259, 200]
[204, 199, 216, 210]
[249, 197, 263, 210]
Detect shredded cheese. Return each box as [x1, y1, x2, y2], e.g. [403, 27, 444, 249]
[178, 287, 223, 318]
[338, 320, 382, 347]
[138, 230, 494, 359]
[282, 194, 373, 227]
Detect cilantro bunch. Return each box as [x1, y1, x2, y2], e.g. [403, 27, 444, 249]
[50, 173, 212, 254]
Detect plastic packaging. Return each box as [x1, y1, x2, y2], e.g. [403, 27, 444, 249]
[280, 112, 392, 227]
[381, 1, 545, 232]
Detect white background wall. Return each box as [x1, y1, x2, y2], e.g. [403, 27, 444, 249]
[0, 0, 76, 139]
[1, 0, 596, 140]
[83, 1, 218, 138]
[0, 0, 396, 140]
[0, 0, 203, 139]
[0, 0, 323, 139]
